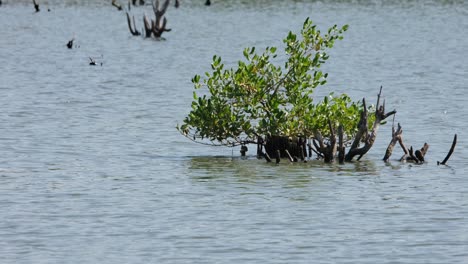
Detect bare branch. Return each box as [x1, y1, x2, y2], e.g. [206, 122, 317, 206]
[112, 0, 123, 10]
[33, 0, 40, 12]
[438, 134, 457, 165]
[346, 87, 396, 162]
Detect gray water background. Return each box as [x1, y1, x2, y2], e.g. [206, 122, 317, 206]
[0, 0, 467, 263]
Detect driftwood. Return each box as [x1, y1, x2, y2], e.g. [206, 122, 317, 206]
[150, 0, 172, 38]
[414, 143, 429, 162]
[314, 129, 336, 163]
[405, 143, 429, 164]
[345, 86, 396, 161]
[438, 134, 457, 165]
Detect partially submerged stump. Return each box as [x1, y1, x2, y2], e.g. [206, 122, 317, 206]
[145, 0, 172, 38]
[382, 120, 432, 164]
[127, 0, 172, 39]
[383, 122, 407, 162]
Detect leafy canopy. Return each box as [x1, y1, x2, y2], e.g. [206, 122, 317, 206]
[178, 18, 368, 146]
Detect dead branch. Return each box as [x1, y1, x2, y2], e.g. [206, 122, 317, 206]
[126, 12, 141, 36]
[438, 134, 457, 165]
[33, 0, 40, 12]
[112, 0, 123, 10]
[311, 139, 323, 159]
[151, 0, 172, 38]
[345, 86, 396, 162]
[408, 146, 419, 163]
[415, 143, 429, 162]
[383, 122, 403, 162]
[143, 14, 153, 38]
[405, 143, 429, 164]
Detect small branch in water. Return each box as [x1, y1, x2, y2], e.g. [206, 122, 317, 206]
[33, 0, 40, 12]
[89, 57, 96, 65]
[415, 143, 429, 163]
[126, 12, 141, 36]
[151, 0, 172, 38]
[438, 134, 457, 165]
[383, 121, 403, 162]
[284, 149, 294, 162]
[112, 0, 123, 10]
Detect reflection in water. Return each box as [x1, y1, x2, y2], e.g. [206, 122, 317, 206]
[186, 155, 382, 188]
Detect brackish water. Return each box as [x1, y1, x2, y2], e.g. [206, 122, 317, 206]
[1, 1, 467, 263]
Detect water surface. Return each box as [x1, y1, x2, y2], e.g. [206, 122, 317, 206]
[0, 1, 467, 263]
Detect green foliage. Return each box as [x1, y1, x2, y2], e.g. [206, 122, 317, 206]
[178, 18, 365, 146]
